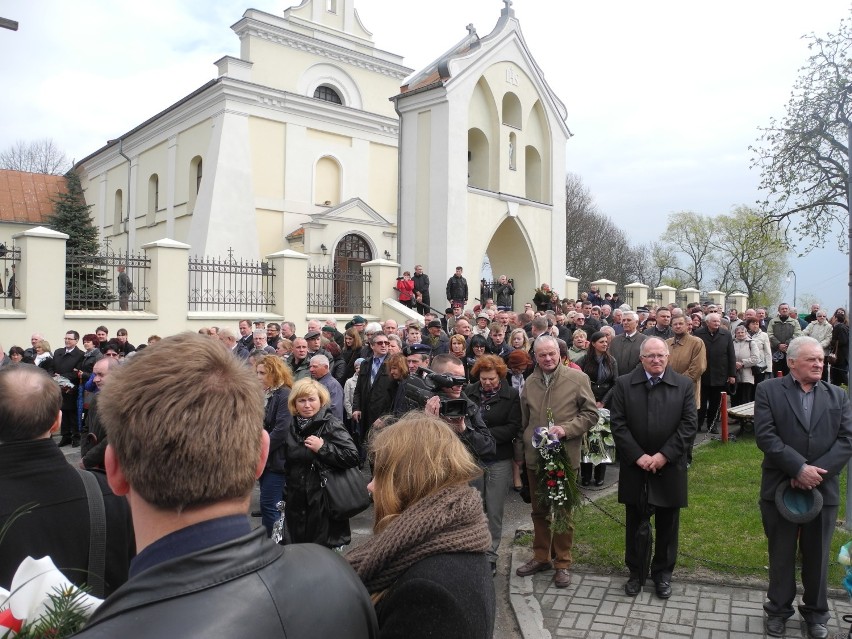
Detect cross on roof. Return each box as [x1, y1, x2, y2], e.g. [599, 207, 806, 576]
[466, 23, 476, 36]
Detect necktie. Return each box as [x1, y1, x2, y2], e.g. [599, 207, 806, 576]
[371, 358, 382, 383]
[650, 376, 660, 386]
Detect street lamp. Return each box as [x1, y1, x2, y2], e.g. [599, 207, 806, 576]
[785, 270, 797, 308]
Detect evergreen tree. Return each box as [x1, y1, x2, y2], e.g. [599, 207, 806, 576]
[47, 172, 112, 310]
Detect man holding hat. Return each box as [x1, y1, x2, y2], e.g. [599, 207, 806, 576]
[755, 336, 852, 638]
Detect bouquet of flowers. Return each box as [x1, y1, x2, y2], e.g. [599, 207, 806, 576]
[531, 409, 581, 534]
[0, 556, 103, 638]
[582, 408, 616, 466]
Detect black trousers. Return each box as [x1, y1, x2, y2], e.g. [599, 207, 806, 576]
[624, 503, 680, 583]
[760, 500, 836, 623]
[698, 384, 725, 427]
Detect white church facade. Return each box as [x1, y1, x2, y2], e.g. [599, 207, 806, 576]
[74, 0, 569, 313]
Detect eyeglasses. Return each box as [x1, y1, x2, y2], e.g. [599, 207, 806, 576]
[105, 352, 120, 358]
[641, 354, 668, 360]
[373, 340, 389, 345]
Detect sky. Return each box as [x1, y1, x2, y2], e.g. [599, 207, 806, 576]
[1, 0, 850, 310]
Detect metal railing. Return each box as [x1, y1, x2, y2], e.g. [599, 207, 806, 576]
[66, 242, 150, 311]
[0, 242, 21, 309]
[307, 264, 371, 314]
[479, 278, 514, 308]
[188, 247, 275, 312]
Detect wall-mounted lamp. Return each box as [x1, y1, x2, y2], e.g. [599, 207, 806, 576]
[320, 244, 327, 256]
[383, 250, 391, 260]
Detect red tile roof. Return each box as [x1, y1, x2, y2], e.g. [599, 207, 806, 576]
[0, 170, 66, 224]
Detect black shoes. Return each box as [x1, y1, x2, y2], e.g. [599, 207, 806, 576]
[57, 436, 72, 447]
[764, 616, 785, 637]
[580, 478, 591, 486]
[594, 479, 605, 486]
[71, 435, 81, 447]
[805, 622, 828, 639]
[624, 578, 641, 597]
[654, 580, 672, 599]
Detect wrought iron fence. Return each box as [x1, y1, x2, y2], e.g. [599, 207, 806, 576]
[307, 264, 371, 315]
[66, 242, 150, 311]
[188, 248, 275, 312]
[0, 242, 21, 310]
[479, 278, 514, 309]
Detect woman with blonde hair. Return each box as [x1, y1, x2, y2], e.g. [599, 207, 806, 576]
[347, 413, 495, 638]
[255, 354, 294, 536]
[508, 328, 529, 353]
[282, 378, 360, 548]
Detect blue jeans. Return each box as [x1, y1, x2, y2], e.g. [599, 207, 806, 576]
[259, 470, 286, 537]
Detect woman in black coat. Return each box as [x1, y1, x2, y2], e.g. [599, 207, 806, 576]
[283, 378, 360, 548]
[576, 331, 618, 486]
[830, 308, 849, 387]
[256, 355, 293, 537]
[464, 355, 522, 575]
[339, 328, 363, 384]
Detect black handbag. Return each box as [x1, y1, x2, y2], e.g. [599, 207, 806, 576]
[320, 465, 371, 520]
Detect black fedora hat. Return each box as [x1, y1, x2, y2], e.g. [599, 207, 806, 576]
[774, 480, 823, 523]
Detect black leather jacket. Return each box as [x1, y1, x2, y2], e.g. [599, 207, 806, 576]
[74, 529, 378, 639]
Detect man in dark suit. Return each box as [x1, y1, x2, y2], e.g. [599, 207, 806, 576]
[352, 332, 393, 440]
[754, 336, 852, 639]
[693, 313, 735, 433]
[610, 337, 697, 600]
[53, 329, 85, 446]
[609, 311, 646, 375]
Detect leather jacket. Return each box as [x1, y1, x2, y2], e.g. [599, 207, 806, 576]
[74, 528, 378, 639]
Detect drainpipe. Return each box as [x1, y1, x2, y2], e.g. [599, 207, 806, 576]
[117, 139, 131, 257]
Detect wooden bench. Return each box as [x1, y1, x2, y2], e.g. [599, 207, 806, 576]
[727, 401, 755, 432]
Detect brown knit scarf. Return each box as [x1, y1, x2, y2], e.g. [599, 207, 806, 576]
[346, 483, 490, 595]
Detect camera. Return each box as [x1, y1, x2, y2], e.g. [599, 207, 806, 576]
[402, 367, 469, 418]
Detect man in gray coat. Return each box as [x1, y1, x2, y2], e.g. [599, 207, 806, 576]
[755, 336, 852, 639]
[610, 337, 697, 600]
[609, 311, 646, 375]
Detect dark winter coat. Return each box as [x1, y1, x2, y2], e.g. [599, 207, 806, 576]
[610, 366, 697, 509]
[264, 386, 292, 473]
[283, 405, 360, 548]
[693, 326, 736, 386]
[464, 380, 522, 462]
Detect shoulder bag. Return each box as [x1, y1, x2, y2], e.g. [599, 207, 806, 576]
[319, 464, 371, 520]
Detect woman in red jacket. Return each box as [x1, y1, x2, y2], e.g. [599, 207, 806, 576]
[395, 271, 415, 308]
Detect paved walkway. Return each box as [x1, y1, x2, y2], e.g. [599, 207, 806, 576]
[509, 549, 852, 638]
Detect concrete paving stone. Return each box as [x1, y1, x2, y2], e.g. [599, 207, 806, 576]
[633, 602, 666, 613]
[707, 591, 732, 601]
[630, 609, 664, 621]
[662, 607, 680, 624]
[713, 599, 732, 615]
[552, 596, 570, 611]
[668, 600, 701, 610]
[698, 597, 716, 612]
[638, 620, 660, 638]
[696, 612, 733, 623]
[658, 622, 695, 636]
[570, 596, 604, 609]
[589, 586, 608, 600]
[682, 584, 702, 597]
[622, 617, 642, 636]
[692, 628, 712, 639]
[709, 630, 730, 638]
[729, 613, 748, 632]
[613, 602, 632, 617]
[597, 600, 616, 616]
[574, 584, 593, 598]
[589, 621, 627, 634]
[746, 590, 766, 603]
[730, 601, 765, 613]
[574, 613, 595, 630]
[566, 604, 601, 615]
[668, 595, 699, 605]
[555, 629, 593, 638]
[557, 612, 577, 628]
[746, 615, 767, 634]
[676, 610, 697, 626]
[541, 594, 556, 607]
[727, 633, 764, 639]
[695, 618, 730, 630]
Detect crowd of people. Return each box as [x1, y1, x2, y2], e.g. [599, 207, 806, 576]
[1, 286, 851, 638]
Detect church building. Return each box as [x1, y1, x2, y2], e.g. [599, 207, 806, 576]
[74, 0, 569, 312]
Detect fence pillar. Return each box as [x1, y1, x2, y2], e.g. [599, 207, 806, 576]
[706, 290, 726, 308]
[142, 239, 190, 334]
[679, 287, 701, 306]
[362, 259, 400, 320]
[564, 276, 579, 302]
[728, 292, 748, 314]
[624, 282, 649, 310]
[12, 226, 68, 329]
[655, 285, 677, 307]
[267, 249, 308, 323]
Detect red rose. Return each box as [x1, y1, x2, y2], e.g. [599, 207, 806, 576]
[556, 470, 565, 478]
[548, 470, 556, 477]
[547, 480, 557, 487]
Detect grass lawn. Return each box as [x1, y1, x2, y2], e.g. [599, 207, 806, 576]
[570, 434, 852, 587]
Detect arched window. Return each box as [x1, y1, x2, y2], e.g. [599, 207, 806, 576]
[113, 189, 123, 230]
[147, 174, 159, 226]
[333, 234, 373, 314]
[189, 156, 203, 213]
[525, 146, 542, 201]
[313, 85, 342, 105]
[467, 128, 490, 190]
[315, 156, 341, 206]
[502, 92, 522, 129]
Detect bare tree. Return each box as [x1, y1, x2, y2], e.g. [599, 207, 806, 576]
[661, 211, 717, 289]
[0, 138, 70, 175]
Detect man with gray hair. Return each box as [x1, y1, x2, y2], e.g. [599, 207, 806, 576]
[610, 311, 647, 374]
[252, 330, 275, 355]
[310, 354, 344, 420]
[693, 312, 735, 433]
[755, 336, 852, 638]
[218, 328, 249, 360]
